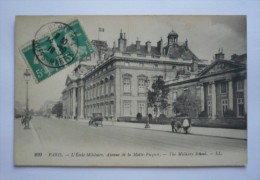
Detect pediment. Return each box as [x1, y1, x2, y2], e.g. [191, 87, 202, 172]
[199, 60, 244, 77]
[65, 75, 73, 86]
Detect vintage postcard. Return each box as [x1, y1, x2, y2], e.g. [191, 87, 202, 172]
[14, 15, 247, 166]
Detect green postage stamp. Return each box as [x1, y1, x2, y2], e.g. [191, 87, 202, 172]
[19, 19, 94, 83]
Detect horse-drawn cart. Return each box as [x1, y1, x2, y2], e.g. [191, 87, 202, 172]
[89, 113, 103, 127]
[171, 117, 192, 134]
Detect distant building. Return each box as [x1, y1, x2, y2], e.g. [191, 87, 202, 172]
[14, 101, 26, 117]
[62, 29, 209, 120]
[40, 101, 57, 117]
[165, 50, 247, 119]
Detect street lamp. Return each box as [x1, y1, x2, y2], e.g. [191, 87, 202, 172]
[24, 69, 31, 129]
[145, 79, 151, 128]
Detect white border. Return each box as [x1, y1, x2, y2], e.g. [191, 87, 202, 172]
[0, 0, 259, 179]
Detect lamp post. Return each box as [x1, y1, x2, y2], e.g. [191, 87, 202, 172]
[145, 79, 151, 128]
[24, 69, 31, 129]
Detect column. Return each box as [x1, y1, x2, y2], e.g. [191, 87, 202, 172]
[72, 87, 76, 119]
[244, 78, 247, 114]
[200, 83, 205, 111]
[211, 81, 217, 119]
[115, 69, 121, 120]
[228, 79, 233, 110]
[68, 89, 71, 118]
[79, 85, 85, 119]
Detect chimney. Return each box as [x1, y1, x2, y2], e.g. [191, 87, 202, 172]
[185, 39, 188, 49]
[146, 41, 151, 53]
[112, 41, 116, 52]
[113, 41, 116, 48]
[191, 55, 198, 73]
[120, 29, 123, 39]
[118, 29, 126, 52]
[214, 48, 225, 61]
[136, 37, 141, 50]
[157, 37, 163, 55]
[231, 54, 238, 60]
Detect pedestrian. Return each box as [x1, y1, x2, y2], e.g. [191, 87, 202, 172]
[171, 118, 176, 132]
[182, 116, 190, 134]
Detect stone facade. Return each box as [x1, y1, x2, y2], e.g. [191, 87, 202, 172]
[62, 30, 209, 120]
[165, 51, 247, 120]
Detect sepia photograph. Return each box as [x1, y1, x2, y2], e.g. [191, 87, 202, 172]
[14, 15, 247, 167]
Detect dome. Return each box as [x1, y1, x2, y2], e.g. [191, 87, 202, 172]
[168, 30, 178, 37]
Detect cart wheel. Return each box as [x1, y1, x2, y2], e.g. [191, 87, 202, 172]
[175, 121, 182, 133]
[187, 126, 192, 134]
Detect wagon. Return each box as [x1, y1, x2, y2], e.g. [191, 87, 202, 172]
[89, 113, 103, 127]
[171, 117, 192, 134]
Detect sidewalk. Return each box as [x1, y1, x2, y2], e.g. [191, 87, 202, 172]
[100, 120, 247, 140]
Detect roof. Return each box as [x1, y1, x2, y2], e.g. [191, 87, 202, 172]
[125, 42, 199, 61]
[198, 59, 246, 77]
[91, 40, 108, 48]
[168, 30, 178, 37]
[125, 44, 160, 55]
[231, 53, 247, 64]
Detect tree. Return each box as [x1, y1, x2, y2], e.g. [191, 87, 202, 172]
[147, 76, 169, 119]
[173, 89, 199, 118]
[52, 101, 63, 118]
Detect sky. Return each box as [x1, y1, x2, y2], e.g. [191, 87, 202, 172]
[15, 15, 247, 111]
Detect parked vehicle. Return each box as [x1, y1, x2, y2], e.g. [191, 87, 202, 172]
[171, 117, 192, 134]
[89, 113, 103, 127]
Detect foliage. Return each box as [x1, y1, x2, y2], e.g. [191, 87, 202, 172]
[136, 113, 142, 121]
[223, 108, 236, 117]
[198, 110, 207, 117]
[52, 101, 63, 118]
[173, 89, 199, 118]
[147, 76, 169, 118]
[158, 114, 168, 121]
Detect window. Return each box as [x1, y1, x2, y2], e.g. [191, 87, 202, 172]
[110, 102, 114, 116]
[237, 98, 244, 117]
[123, 102, 131, 116]
[96, 85, 100, 98]
[208, 84, 212, 95]
[110, 82, 114, 94]
[221, 99, 228, 116]
[139, 62, 144, 67]
[138, 103, 146, 116]
[93, 86, 96, 98]
[172, 92, 177, 101]
[105, 104, 109, 116]
[105, 82, 109, 95]
[100, 84, 103, 96]
[207, 100, 212, 117]
[172, 65, 176, 70]
[237, 80, 244, 92]
[221, 81, 227, 94]
[154, 63, 158, 68]
[138, 79, 146, 93]
[123, 78, 131, 93]
[103, 83, 105, 96]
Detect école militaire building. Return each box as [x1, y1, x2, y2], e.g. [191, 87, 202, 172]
[62, 30, 209, 120]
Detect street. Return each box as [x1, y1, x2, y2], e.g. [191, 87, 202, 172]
[14, 116, 247, 166]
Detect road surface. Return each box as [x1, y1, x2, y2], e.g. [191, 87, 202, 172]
[14, 116, 247, 166]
